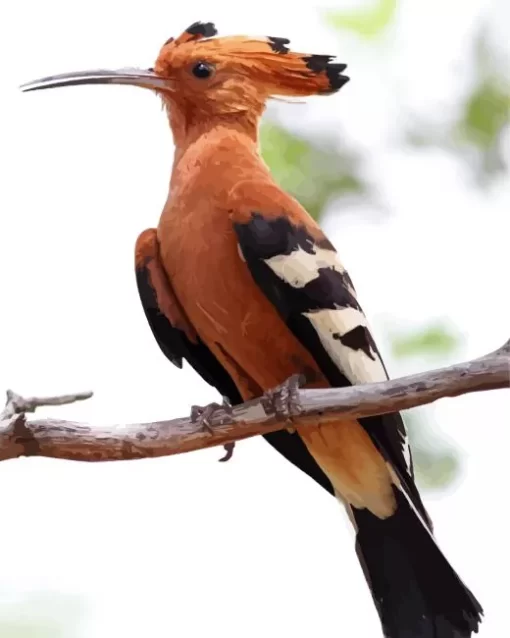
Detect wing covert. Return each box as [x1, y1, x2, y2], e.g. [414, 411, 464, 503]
[135, 228, 239, 396]
[229, 184, 430, 525]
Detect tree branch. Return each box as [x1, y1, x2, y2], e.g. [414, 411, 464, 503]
[1, 339, 508, 463]
[0, 389, 93, 421]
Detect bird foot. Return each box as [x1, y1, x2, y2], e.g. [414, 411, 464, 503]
[190, 397, 236, 461]
[190, 401, 223, 434]
[218, 441, 235, 462]
[217, 396, 236, 462]
[190, 395, 234, 438]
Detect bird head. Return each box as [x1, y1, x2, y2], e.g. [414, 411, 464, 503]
[21, 21, 349, 118]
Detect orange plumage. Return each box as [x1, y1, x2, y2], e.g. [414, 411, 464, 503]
[158, 162, 396, 517]
[21, 21, 483, 638]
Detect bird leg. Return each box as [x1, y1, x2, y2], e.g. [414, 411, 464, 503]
[190, 402, 222, 434]
[190, 395, 233, 436]
[190, 396, 237, 462]
[218, 442, 235, 462]
[217, 396, 235, 462]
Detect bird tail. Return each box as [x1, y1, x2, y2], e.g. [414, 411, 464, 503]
[349, 487, 483, 638]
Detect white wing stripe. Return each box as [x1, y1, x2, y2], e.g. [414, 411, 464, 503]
[264, 246, 344, 288]
[303, 308, 387, 385]
[259, 234, 413, 477]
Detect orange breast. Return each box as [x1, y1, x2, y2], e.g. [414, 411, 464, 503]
[159, 201, 324, 395]
[158, 201, 396, 519]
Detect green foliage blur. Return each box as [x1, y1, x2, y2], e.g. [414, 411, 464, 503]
[405, 26, 509, 186]
[260, 0, 508, 491]
[0, 592, 86, 637]
[260, 125, 366, 220]
[323, 0, 397, 41]
[390, 321, 462, 490]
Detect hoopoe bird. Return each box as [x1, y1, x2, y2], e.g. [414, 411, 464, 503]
[21, 21, 483, 638]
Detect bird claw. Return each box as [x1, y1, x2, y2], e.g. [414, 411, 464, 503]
[218, 441, 235, 462]
[190, 395, 234, 438]
[190, 398, 236, 461]
[217, 396, 236, 461]
[190, 402, 222, 434]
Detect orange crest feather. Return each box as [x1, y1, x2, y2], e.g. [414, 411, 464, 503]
[158, 22, 349, 98]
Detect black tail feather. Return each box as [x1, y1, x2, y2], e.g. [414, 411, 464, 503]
[352, 488, 483, 638]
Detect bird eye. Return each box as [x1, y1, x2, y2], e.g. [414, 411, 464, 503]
[191, 61, 214, 79]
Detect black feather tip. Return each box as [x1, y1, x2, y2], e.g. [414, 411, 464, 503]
[303, 54, 349, 93]
[268, 36, 291, 54]
[185, 21, 218, 39]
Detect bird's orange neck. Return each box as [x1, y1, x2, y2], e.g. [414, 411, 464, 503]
[167, 102, 261, 156]
[167, 108, 264, 195]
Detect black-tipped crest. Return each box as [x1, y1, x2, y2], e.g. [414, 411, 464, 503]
[267, 36, 290, 54]
[20, 23, 350, 100]
[185, 21, 218, 39]
[325, 64, 350, 93]
[304, 55, 335, 72]
[303, 55, 349, 94]
[172, 21, 218, 47]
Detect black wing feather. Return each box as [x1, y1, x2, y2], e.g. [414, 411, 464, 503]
[233, 212, 431, 527]
[135, 254, 334, 496]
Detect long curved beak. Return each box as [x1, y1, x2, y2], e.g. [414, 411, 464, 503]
[19, 68, 173, 93]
